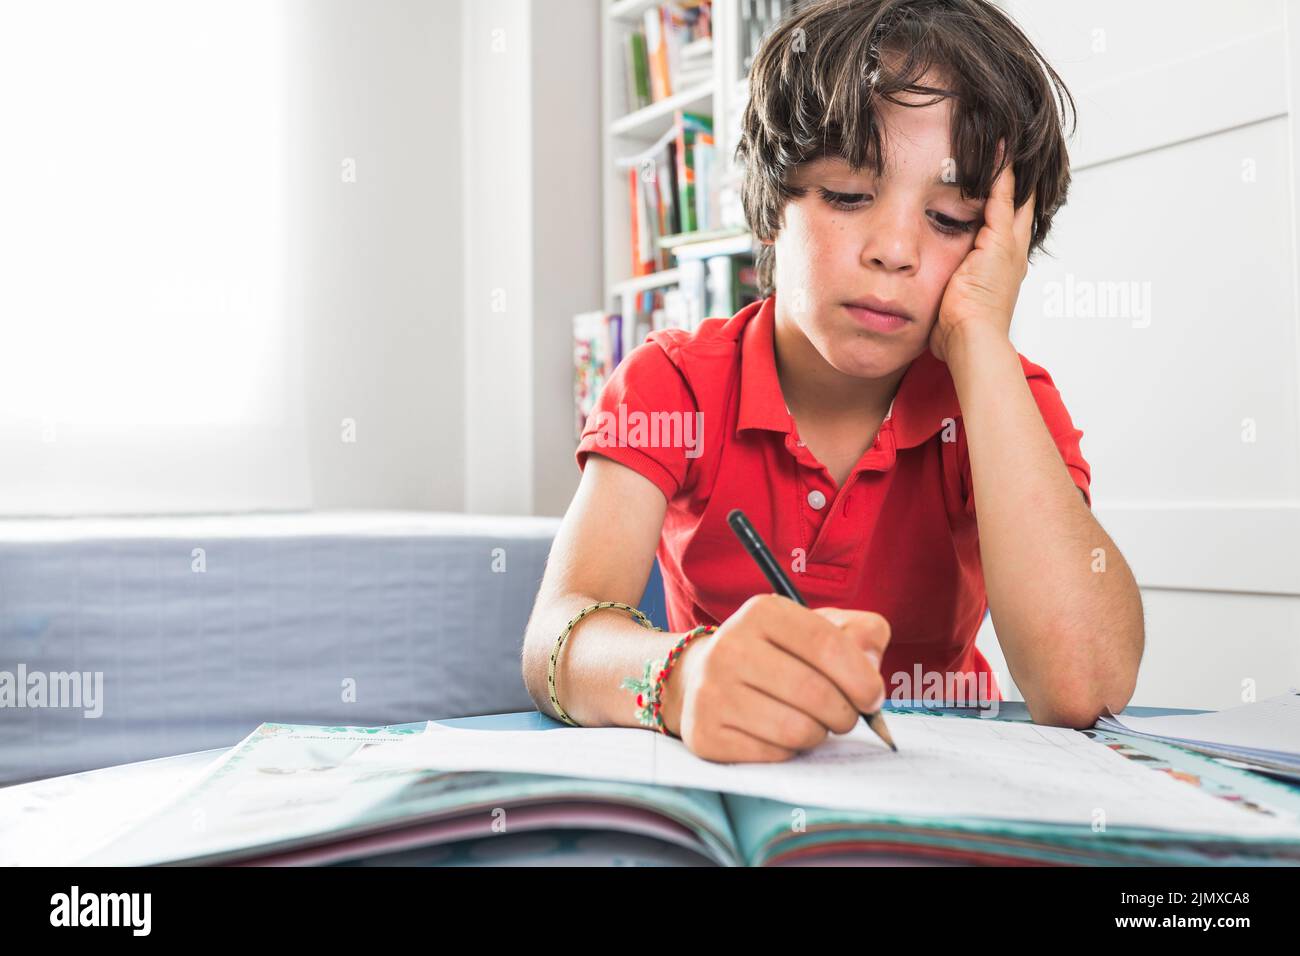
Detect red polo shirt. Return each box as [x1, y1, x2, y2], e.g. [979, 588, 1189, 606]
[575, 294, 1091, 704]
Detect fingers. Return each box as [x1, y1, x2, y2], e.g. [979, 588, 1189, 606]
[986, 139, 1036, 264]
[1013, 187, 1037, 258]
[733, 635, 863, 735]
[812, 606, 892, 661]
[724, 681, 833, 753]
[811, 606, 889, 714]
[701, 723, 797, 764]
[985, 139, 1016, 236]
[732, 595, 887, 717]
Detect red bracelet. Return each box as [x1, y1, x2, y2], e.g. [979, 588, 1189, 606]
[621, 624, 718, 734]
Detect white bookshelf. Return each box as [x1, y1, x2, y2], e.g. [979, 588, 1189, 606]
[599, 0, 760, 358]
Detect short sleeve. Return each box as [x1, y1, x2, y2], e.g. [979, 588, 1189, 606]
[575, 337, 700, 502]
[959, 357, 1092, 517]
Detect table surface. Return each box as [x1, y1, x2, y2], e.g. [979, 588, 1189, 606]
[1, 701, 1278, 867]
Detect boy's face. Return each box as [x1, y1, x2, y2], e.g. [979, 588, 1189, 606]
[770, 85, 986, 379]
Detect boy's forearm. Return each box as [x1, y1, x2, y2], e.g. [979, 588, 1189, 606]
[946, 326, 1144, 727]
[522, 592, 686, 729]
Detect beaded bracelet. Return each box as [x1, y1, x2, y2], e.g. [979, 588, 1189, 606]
[549, 601, 661, 727]
[621, 624, 718, 734]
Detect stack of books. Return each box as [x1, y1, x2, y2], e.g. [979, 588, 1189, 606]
[630, 111, 715, 276]
[622, 1, 713, 113]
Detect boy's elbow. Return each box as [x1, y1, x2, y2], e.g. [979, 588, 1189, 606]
[520, 623, 552, 714]
[1025, 676, 1112, 729]
[1028, 698, 1103, 730]
[519, 598, 552, 708]
[1028, 677, 1136, 730]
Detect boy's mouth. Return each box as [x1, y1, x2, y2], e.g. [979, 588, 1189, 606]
[844, 297, 913, 334]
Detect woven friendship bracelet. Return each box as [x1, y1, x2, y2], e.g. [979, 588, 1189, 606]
[621, 623, 718, 734]
[548, 601, 660, 727]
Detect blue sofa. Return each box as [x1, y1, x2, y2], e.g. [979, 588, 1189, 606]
[0, 511, 668, 785]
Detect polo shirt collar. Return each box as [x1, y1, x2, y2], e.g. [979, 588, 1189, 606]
[735, 294, 961, 449]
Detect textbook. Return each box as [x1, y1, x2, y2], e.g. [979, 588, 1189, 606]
[83, 710, 1300, 867]
[1097, 693, 1300, 782]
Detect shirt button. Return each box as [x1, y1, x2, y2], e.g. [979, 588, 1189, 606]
[807, 489, 826, 510]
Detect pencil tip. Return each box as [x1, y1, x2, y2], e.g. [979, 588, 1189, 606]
[865, 712, 898, 753]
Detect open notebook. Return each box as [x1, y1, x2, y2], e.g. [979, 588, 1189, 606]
[83, 711, 1300, 867]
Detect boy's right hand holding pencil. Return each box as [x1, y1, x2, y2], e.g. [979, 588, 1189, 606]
[658, 593, 891, 763]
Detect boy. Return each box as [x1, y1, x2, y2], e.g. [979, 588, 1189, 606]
[523, 0, 1143, 763]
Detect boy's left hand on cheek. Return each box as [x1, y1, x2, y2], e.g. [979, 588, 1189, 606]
[930, 144, 1036, 364]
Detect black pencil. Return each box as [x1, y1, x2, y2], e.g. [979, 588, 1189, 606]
[726, 508, 897, 752]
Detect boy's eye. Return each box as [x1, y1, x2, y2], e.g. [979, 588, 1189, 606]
[930, 212, 981, 236]
[817, 186, 869, 210]
[816, 186, 981, 237]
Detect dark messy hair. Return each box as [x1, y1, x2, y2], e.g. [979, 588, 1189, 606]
[736, 0, 1076, 296]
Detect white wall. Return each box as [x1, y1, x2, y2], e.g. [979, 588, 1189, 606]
[462, 0, 600, 518]
[290, 0, 465, 511]
[973, 0, 1300, 709]
[532, 0, 604, 517]
[462, 0, 535, 517]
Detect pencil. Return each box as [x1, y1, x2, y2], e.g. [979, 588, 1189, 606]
[726, 508, 897, 752]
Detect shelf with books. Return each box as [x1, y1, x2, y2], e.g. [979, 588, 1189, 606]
[606, 270, 684, 372]
[582, 0, 788, 435]
[620, 110, 719, 278]
[612, 0, 714, 119]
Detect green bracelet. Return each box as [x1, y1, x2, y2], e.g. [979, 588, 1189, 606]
[622, 624, 717, 734]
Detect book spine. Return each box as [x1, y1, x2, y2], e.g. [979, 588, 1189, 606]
[644, 7, 670, 101]
[639, 163, 662, 272]
[623, 33, 639, 114]
[663, 3, 684, 94]
[694, 132, 714, 232]
[674, 111, 696, 235]
[628, 30, 650, 111]
[628, 168, 640, 276]
[659, 142, 679, 255]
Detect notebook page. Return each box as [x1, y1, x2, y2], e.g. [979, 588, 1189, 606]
[1098, 693, 1299, 755]
[348, 711, 1300, 838]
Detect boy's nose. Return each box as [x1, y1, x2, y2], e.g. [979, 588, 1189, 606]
[860, 204, 920, 273]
